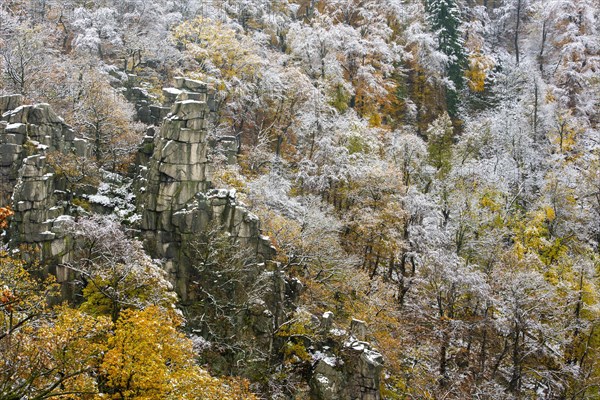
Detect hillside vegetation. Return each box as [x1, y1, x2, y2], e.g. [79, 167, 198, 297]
[1, 0, 599, 398]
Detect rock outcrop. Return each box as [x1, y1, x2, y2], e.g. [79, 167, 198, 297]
[0, 98, 87, 205]
[139, 78, 274, 296]
[2, 79, 384, 399]
[310, 317, 384, 400]
[137, 78, 287, 377]
[1, 96, 92, 294]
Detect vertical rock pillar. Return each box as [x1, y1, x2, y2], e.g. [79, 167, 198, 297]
[139, 78, 274, 299]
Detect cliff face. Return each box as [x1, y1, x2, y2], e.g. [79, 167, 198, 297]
[137, 79, 288, 377]
[138, 78, 274, 297]
[1, 84, 384, 399]
[1, 97, 91, 283]
[1, 97, 88, 205]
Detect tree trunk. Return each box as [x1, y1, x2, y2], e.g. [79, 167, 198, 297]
[509, 327, 522, 396]
[514, 0, 522, 65]
[439, 328, 450, 387]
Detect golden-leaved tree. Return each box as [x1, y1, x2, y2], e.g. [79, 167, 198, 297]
[62, 216, 177, 322]
[1, 250, 258, 400]
[0, 252, 111, 399]
[101, 306, 256, 400]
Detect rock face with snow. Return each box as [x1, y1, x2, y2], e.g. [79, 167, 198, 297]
[137, 79, 290, 377]
[139, 78, 275, 298]
[310, 317, 384, 400]
[0, 97, 88, 205]
[340, 342, 384, 400]
[1, 96, 90, 271]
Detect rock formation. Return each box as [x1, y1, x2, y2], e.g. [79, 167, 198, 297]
[1, 97, 87, 204]
[137, 78, 291, 377]
[1, 96, 90, 267]
[310, 316, 384, 400]
[2, 78, 384, 399]
[138, 78, 274, 298]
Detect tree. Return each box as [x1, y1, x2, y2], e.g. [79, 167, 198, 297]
[101, 305, 257, 400]
[343, 160, 406, 278]
[425, 0, 466, 118]
[67, 0, 180, 68]
[249, 181, 356, 280]
[180, 224, 276, 378]
[45, 151, 101, 193]
[0, 206, 13, 231]
[71, 70, 142, 171]
[0, 25, 48, 96]
[1, 251, 112, 400]
[541, 0, 599, 115]
[0, 252, 55, 341]
[287, 9, 400, 120]
[62, 215, 176, 322]
[426, 111, 454, 178]
[492, 259, 562, 397]
[388, 129, 429, 189]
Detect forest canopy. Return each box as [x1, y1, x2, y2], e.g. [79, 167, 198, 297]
[1, 0, 599, 398]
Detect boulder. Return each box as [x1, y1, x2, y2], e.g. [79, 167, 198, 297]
[0, 94, 23, 114]
[350, 319, 369, 341]
[309, 320, 383, 400]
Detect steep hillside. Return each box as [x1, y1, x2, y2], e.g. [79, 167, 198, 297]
[1, 0, 599, 398]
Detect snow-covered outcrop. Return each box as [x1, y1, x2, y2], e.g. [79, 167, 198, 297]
[1, 96, 91, 269]
[138, 78, 275, 297]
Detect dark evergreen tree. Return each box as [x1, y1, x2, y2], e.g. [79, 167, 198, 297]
[425, 0, 466, 118]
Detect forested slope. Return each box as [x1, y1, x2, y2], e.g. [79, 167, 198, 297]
[1, 0, 599, 398]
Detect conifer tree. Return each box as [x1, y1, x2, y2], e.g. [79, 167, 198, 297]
[425, 0, 466, 118]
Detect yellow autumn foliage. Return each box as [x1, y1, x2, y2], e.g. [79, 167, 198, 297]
[172, 16, 262, 83]
[465, 53, 494, 92]
[101, 306, 257, 400]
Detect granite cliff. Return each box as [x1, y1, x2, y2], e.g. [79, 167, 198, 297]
[1, 80, 384, 399]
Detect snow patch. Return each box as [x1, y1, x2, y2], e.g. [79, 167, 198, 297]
[312, 351, 339, 367]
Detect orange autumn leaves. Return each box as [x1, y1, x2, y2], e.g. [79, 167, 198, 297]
[102, 306, 256, 400]
[0, 206, 13, 230]
[0, 252, 257, 400]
